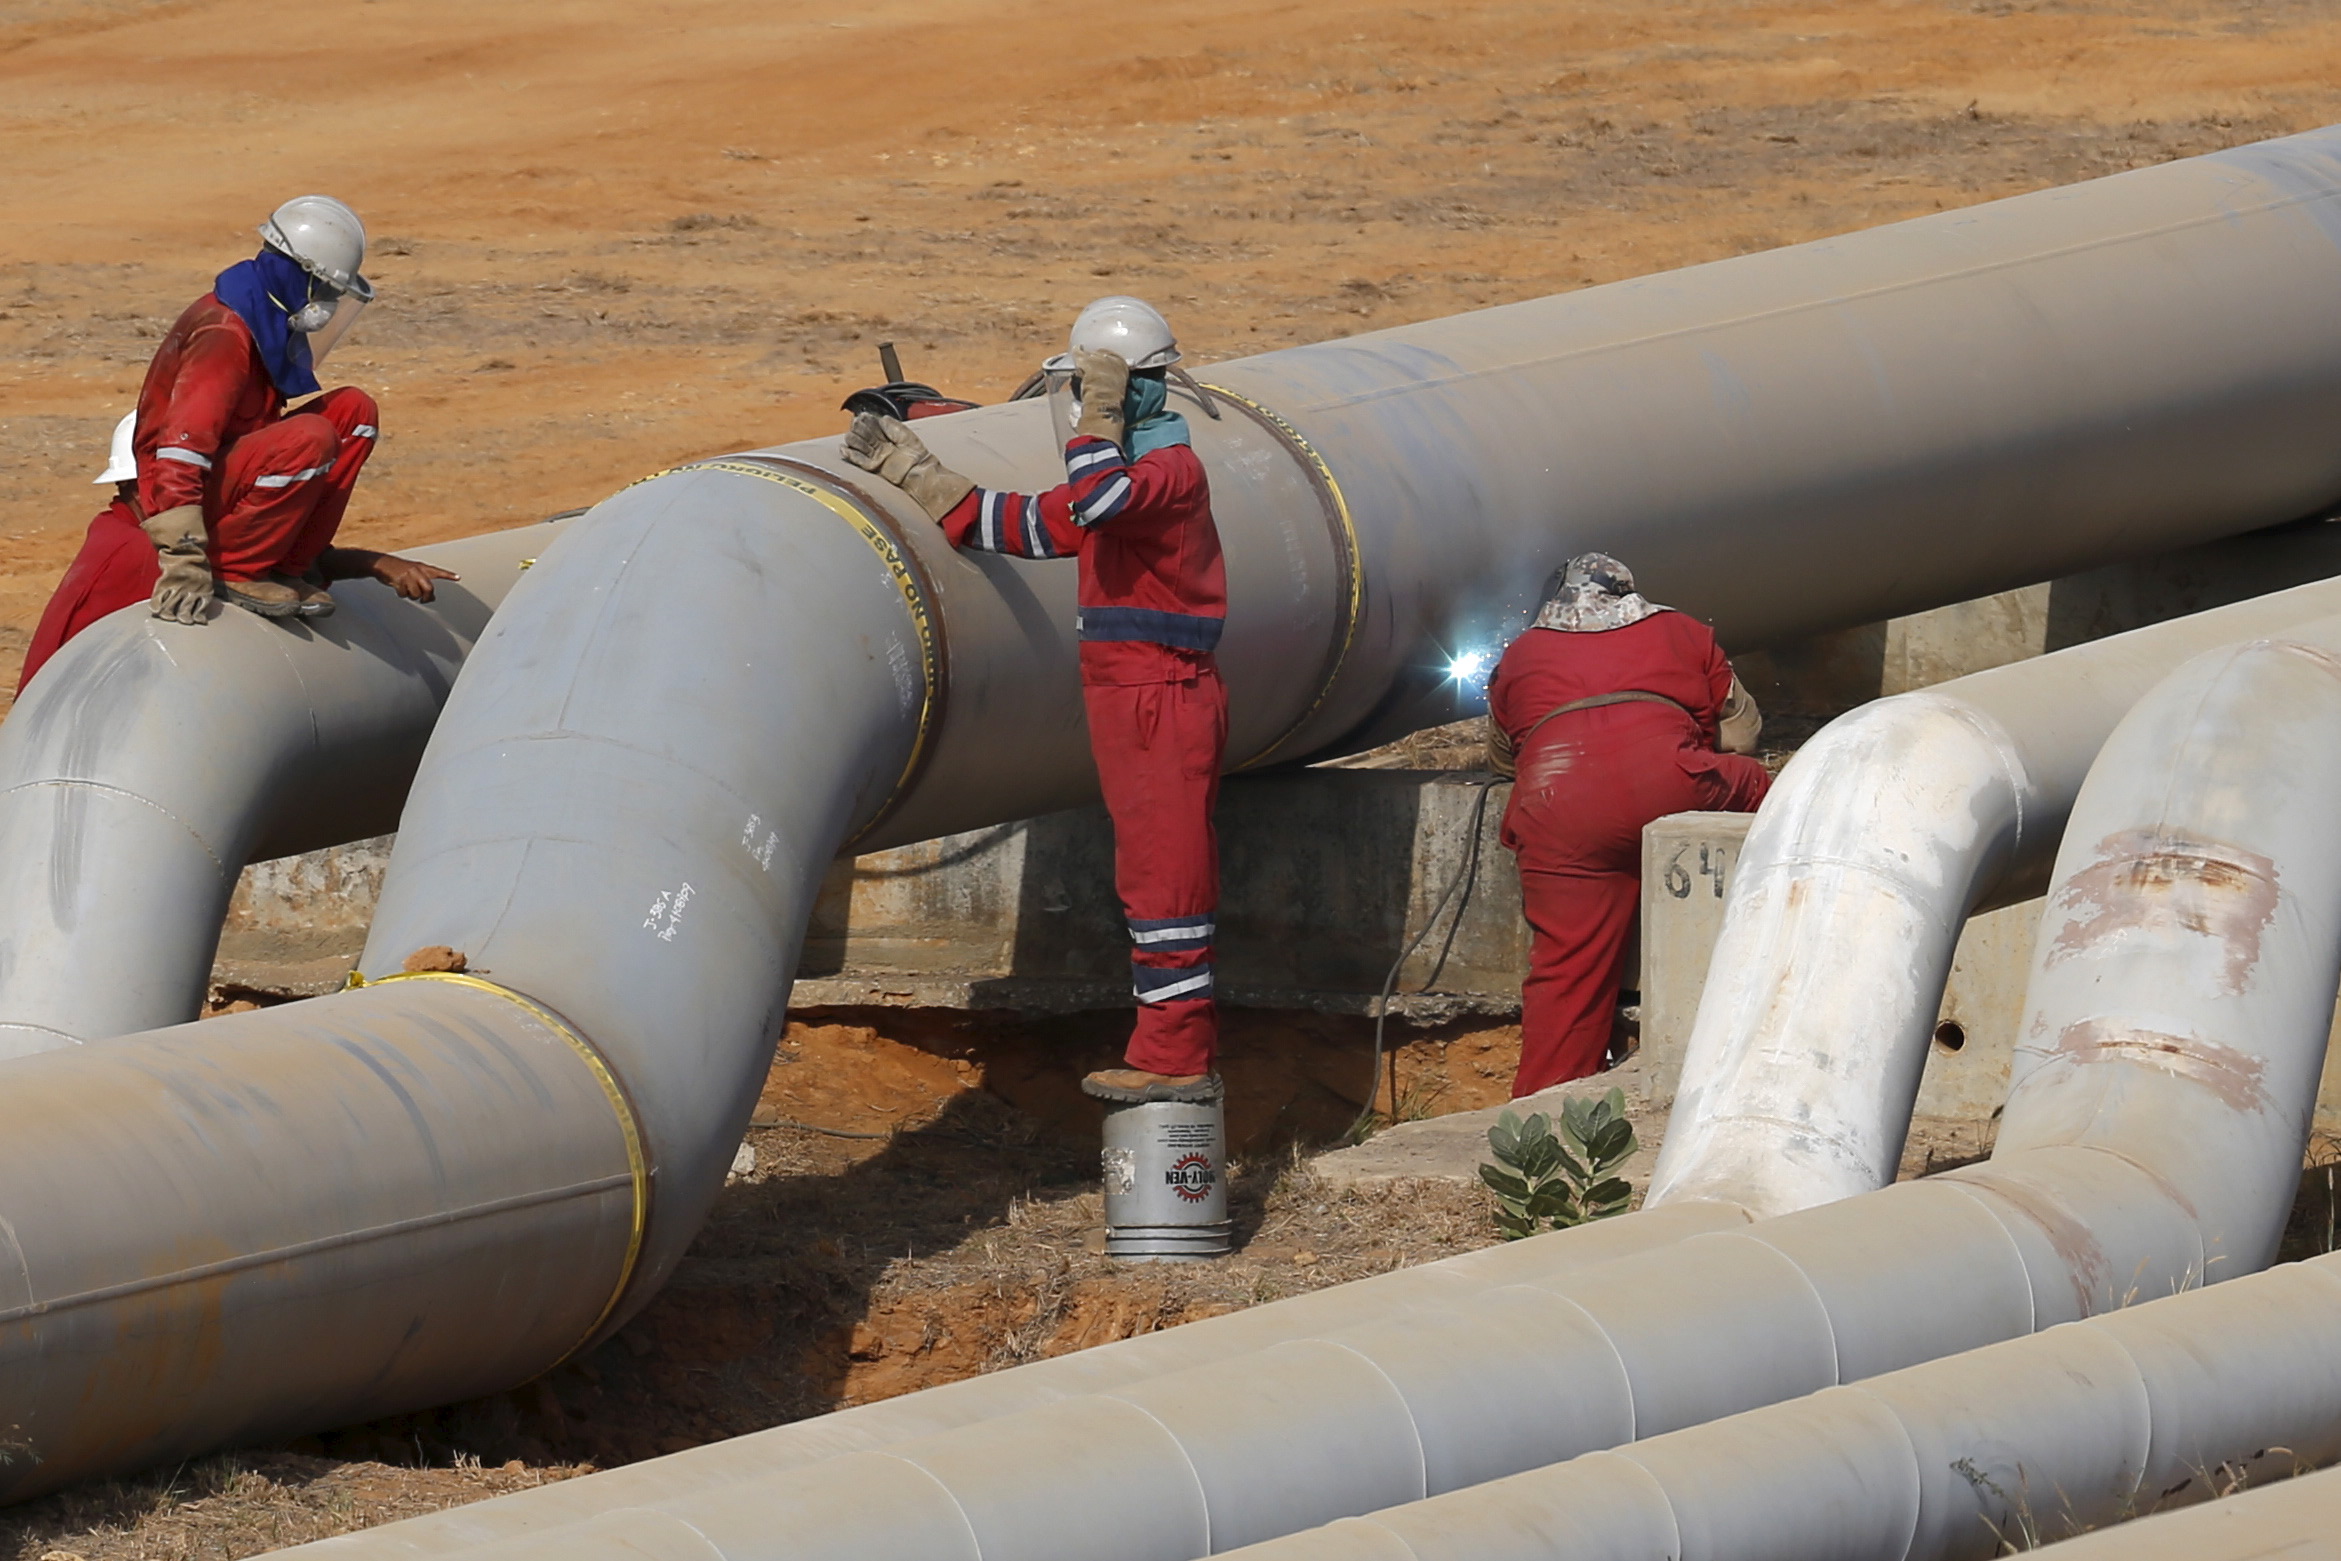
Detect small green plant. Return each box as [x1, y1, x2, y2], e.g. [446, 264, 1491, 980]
[1479, 1088, 1637, 1239]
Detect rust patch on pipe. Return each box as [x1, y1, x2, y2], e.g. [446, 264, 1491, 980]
[1950, 1163, 2110, 1316]
[2050, 1018, 2272, 1115]
[2046, 830, 2278, 994]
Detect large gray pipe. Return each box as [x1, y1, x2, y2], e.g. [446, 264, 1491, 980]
[1218, 635, 2341, 1561]
[18, 126, 2341, 1502]
[0, 523, 553, 1056]
[285, 592, 2341, 1561]
[1228, 1254, 2341, 1561]
[1653, 578, 2341, 1217]
[379, 653, 2334, 1561]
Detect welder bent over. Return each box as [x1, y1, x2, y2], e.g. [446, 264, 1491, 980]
[1487, 554, 1770, 1097]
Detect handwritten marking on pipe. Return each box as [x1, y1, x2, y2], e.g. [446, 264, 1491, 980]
[740, 815, 779, 871]
[643, 882, 696, 941]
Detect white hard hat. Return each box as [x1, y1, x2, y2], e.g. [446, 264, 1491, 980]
[1045, 295, 1180, 372]
[260, 195, 375, 303]
[93, 412, 136, 486]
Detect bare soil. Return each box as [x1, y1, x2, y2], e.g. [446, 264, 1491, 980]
[9, 0, 2341, 1553]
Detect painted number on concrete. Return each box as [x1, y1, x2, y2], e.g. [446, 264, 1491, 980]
[1664, 842, 1733, 900]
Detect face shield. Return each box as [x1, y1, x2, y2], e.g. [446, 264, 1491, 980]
[1040, 352, 1082, 447]
[296, 292, 369, 366]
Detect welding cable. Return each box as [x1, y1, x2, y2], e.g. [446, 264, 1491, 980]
[1346, 777, 1501, 1141]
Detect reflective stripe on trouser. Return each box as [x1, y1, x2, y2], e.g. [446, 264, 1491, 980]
[207, 387, 380, 580]
[1085, 667, 1228, 1077]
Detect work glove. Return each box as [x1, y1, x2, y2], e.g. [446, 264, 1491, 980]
[1717, 673, 1764, 755]
[140, 504, 213, 624]
[1072, 347, 1131, 444]
[841, 412, 975, 522]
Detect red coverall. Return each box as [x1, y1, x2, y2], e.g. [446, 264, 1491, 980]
[942, 433, 1229, 1075]
[135, 293, 377, 584]
[1489, 611, 1770, 1096]
[18, 498, 159, 692]
[20, 296, 379, 690]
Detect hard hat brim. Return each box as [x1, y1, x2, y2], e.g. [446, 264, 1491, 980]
[1043, 347, 1182, 372]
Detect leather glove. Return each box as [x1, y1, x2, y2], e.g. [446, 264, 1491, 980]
[1717, 673, 1764, 755]
[1485, 717, 1517, 779]
[1072, 347, 1131, 444]
[140, 504, 213, 624]
[841, 412, 975, 522]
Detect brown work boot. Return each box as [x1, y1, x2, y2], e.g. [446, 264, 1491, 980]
[268, 571, 337, 619]
[1081, 1068, 1225, 1105]
[215, 577, 303, 619]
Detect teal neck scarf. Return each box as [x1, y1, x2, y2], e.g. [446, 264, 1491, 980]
[1122, 371, 1190, 459]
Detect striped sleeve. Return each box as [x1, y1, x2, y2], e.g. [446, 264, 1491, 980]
[941, 483, 1085, 559]
[1063, 435, 1136, 528]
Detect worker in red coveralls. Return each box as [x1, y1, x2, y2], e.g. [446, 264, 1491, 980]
[18, 406, 451, 693]
[1487, 553, 1771, 1096]
[842, 297, 1228, 1105]
[77, 195, 449, 641]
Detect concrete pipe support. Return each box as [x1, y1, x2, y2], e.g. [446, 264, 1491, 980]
[21, 125, 2341, 1503]
[0, 523, 555, 1057]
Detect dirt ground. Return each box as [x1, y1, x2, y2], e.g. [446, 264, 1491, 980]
[11, 0, 2341, 1553]
[10, 0, 2341, 694]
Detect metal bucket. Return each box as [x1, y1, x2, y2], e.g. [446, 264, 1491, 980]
[1100, 1098, 1232, 1260]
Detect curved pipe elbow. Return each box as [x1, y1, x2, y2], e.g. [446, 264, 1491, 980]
[1995, 637, 2341, 1275]
[0, 526, 544, 1053]
[1651, 691, 2037, 1216]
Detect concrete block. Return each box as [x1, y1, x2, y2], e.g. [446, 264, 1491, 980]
[796, 770, 1531, 1018]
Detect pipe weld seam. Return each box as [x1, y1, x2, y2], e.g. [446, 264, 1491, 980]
[346, 970, 651, 1355]
[1203, 384, 1365, 771]
[1515, 1286, 1640, 1444]
[1090, 1389, 1218, 1549]
[862, 1449, 987, 1558]
[648, 457, 945, 845]
[0, 1170, 636, 1327]
[0, 779, 227, 874]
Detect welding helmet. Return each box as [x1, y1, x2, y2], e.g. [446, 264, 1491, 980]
[262, 196, 375, 361]
[1042, 295, 1180, 374]
[1040, 297, 1180, 444]
[261, 195, 374, 303]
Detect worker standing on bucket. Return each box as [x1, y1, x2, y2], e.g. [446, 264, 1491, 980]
[843, 297, 1228, 1106]
[1488, 553, 1769, 1096]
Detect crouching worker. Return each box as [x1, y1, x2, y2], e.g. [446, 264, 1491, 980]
[18, 410, 453, 692]
[134, 195, 447, 623]
[1488, 553, 1770, 1096]
[843, 297, 1228, 1106]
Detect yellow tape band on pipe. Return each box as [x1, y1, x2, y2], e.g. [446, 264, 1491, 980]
[1200, 385, 1366, 771]
[343, 969, 649, 1358]
[658, 458, 944, 830]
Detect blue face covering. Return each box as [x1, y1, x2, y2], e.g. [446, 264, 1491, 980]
[1122, 371, 1190, 459]
[213, 249, 321, 399]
